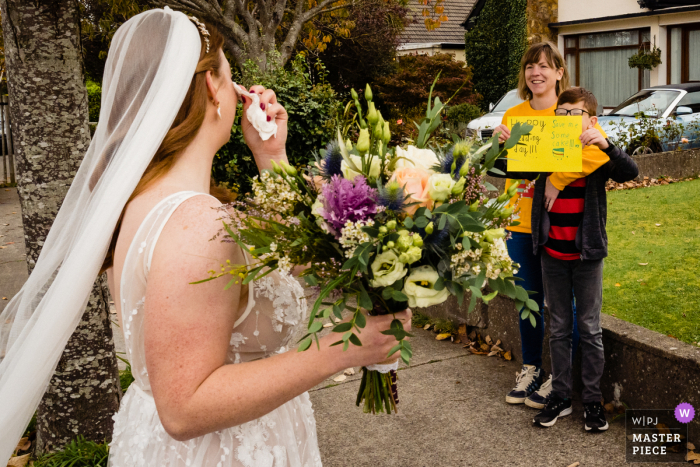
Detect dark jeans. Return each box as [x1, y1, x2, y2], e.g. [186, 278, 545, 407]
[507, 232, 580, 368]
[541, 251, 604, 403]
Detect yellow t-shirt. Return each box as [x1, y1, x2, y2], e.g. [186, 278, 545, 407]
[500, 100, 610, 234]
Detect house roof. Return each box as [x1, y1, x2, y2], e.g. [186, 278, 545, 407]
[399, 0, 477, 46]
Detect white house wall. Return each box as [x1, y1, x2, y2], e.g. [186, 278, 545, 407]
[558, 0, 645, 23]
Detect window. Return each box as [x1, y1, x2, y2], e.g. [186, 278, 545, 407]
[676, 91, 700, 113]
[609, 89, 681, 117]
[564, 29, 651, 108]
[668, 24, 700, 84]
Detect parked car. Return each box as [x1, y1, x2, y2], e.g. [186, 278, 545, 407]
[466, 89, 524, 142]
[598, 83, 700, 154]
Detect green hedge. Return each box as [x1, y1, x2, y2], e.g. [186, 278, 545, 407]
[464, 0, 527, 110]
[86, 80, 101, 122]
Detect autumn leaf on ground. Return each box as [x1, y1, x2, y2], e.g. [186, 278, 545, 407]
[480, 343, 489, 351]
[487, 350, 498, 357]
[566, 462, 580, 467]
[436, 333, 451, 341]
[688, 442, 696, 450]
[458, 324, 467, 336]
[491, 345, 503, 352]
[638, 263, 648, 266]
[424, 324, 431, 330]
[485, 335, 493, 345]
[615, 283, 621, 287]
[686, 451, 700, 462]
[333, 374, 347, 382]
[343, 368, 355, 376]
[16, 437, 30, 451]
[7, 454, 30, 467]
[503, 351, 512, 361]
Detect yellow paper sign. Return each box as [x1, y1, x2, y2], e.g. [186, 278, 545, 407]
[507, 116, 583, 172]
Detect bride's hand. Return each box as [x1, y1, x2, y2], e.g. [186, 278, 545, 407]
[335, 308, 412, 369]
[241, 85, 289, 171]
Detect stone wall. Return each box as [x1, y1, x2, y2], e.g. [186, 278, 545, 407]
[526, 0, 558, 44]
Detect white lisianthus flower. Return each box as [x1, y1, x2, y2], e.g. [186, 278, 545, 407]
[394, 145, 439, 172]
[341, 155, 381, 181]
[403, 265, 450, 308]
[370, 250, 407, 287]
[427, 173, 456, 202]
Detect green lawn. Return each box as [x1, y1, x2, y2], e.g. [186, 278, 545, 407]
[603, 179, 700, 344]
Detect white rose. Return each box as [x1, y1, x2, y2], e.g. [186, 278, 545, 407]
[394, 145, 439, 172]
[370, 250, 407, 288]
[427, 173, 456, 202]
[341, 155, 381, 181]
[403, 265, 450, 308]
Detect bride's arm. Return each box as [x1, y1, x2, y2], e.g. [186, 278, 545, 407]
[144, 195, 408, 442]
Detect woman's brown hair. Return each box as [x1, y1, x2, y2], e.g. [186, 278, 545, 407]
[517, 41, 570, 101]
[100, 21, 230, 273]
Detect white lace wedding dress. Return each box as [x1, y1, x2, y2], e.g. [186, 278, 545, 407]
[108, 191, 323, 467]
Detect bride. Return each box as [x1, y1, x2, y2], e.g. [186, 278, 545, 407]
[0, 7, 411, 467]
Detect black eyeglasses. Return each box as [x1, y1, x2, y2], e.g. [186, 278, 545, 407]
[554, 108, 590, 116]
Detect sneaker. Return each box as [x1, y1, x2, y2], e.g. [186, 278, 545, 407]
[526, 375, 553, 409]
[583, 401, 609, 432]
[533, 395, 572, 427]
[505, 364, 543, 404]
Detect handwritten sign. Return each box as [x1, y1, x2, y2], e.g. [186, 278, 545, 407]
[507, 117, 583, 172]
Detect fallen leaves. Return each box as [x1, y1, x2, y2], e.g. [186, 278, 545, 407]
[423, 324, 431, 330]
[655, 223, 662, 227]
[566, 462, 580, 467]
[638, 263, 648, 266]
[15, 438, 30, 452]
[615, 283, 621, 287]
[333, 374, 347, 382]
[605, 175, 695, 192]
[686, 451, 700, 463]
[2, 297, 7, 300]
[7, 454, 30, 467]
[343, 368, 355, 376]
[688, 442, 696, 450]
[436, 333, 451, 341]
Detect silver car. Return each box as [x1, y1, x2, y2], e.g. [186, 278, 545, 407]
[598, 83, 700, 153]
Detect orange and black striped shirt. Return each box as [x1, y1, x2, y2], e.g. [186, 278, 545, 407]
[543, 178, 586, 261]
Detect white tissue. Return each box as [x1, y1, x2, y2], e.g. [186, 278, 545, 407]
[233, 82, 278, 141]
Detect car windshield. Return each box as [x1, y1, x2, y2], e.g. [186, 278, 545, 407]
[492, 91, 524, 112]
[609, 90, 680, 118]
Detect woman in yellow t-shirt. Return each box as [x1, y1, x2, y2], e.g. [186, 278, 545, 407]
[491, 42, 608, 411]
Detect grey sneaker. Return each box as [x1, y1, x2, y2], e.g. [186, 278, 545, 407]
[506, 364, 543, 404]
[526, 374, 553, 409]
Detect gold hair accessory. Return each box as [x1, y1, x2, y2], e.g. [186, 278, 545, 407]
[188, 15, 210, 53]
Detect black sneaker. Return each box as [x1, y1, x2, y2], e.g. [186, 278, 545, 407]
[506, 365, 543, 404]
[583, 401, 609, 432]
[533, 395, 572, 427]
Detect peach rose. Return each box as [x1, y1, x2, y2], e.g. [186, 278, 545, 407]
[390, 166, 432, 214]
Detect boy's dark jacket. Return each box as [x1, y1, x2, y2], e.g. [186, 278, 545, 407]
[490, 143, 639, 261]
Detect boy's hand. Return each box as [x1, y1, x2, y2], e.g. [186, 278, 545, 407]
[580, 128, 609, 150]
[544, 177, 560, 212]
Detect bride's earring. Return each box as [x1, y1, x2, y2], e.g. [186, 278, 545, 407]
[216, 102, 222, 119]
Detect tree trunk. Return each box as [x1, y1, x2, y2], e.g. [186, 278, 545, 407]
[0, 0, 121, 454]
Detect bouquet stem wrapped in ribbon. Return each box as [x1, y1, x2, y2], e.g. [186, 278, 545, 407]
[199, 79, 541, 415]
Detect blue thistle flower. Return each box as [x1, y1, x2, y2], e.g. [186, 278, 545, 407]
[377, 180, 409, 212]
[439, 146, 467, 179]
[320, 141, 343, 179]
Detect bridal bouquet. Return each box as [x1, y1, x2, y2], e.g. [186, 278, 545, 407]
[207, 82, 539, 414]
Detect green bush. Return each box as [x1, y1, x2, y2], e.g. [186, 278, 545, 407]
[86, 79, 101, 122]
[213, 55, 341, 194]
[464, 0, 527, 110]
[446, 103, 482, 124]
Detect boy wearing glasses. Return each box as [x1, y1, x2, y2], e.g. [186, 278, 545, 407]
[492, 87, 638, 432]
